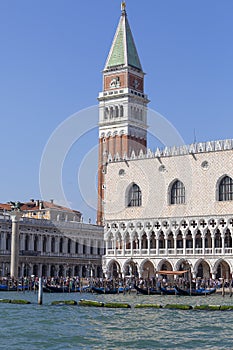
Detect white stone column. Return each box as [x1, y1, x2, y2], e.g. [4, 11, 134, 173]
[93, 240, 98, 255]
[221, 232, 225, 254]
[47, 236, 52, 254]
[10, 211, 23, 279]
[105, 239, 109, 253]
[38, 235, 43, 253]
[156, 237, 159, 256]
[29, 234, 34, 251]
[192, 235, 195, 254]
[63, 237, 68, 255]
[147, 234, 151, 255]
[202, 233, 205, 255]
[173, 235, 177, 255]
[183, 236, 186, 256]
[130, 238, 133, 256]
[55, 236, 59, 254]
[114, 236, 117, 255]
[211, 232, 215, 255]
[87, 238, 91, 255]
[70, 239, 75, 255]
[165, 235, 168, 255]
[122, 236, 125, 255]
[139, 235, 142, 255]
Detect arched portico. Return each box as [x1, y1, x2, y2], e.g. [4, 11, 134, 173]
[122, 258, 138, 279]
[213, 259, 232, 280]
[139, 259, 155, 279]
[107, 259, 122, 278]
[193, 258, 212, 279]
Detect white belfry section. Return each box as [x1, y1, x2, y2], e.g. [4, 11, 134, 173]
[98, 87, 148, 140]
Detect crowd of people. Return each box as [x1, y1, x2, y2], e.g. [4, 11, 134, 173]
[0, 274, 232, 293]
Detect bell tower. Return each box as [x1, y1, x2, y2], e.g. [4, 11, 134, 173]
[97, 2, 149, 225]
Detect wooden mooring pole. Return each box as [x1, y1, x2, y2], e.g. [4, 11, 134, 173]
[38, 277, 43, 305]
[222, 279, 225, 297]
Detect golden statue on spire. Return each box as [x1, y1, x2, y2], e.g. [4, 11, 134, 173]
[121, 1, 126, 12]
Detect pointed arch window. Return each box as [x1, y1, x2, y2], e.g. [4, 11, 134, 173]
[128, 184, 142, 207]
[219, 176, 233, 201]
[170, 180, 185, 204]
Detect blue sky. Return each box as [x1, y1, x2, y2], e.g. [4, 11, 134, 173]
[1, 0, 233, 222]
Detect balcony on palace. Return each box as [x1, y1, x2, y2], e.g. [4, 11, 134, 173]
[106, 247, 233, 257]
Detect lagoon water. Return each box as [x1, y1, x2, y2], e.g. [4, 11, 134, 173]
[0, 291, 233, 350]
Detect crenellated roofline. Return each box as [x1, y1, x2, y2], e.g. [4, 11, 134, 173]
[103, 139, 233, 163]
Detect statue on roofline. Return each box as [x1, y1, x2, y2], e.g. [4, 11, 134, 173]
[8, 201, 24, 212]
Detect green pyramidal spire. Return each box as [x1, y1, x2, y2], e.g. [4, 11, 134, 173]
[104, 3, 142, 71]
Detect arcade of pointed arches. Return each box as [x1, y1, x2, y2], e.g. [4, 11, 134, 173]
[104, 215, 233, 280]
[105, 257, 232, 281]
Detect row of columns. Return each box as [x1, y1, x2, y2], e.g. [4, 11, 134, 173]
[0, 262, 99, 278]
[1, 231, 102, 255]
[106, 229, 229, 256]
[8, 211, 103, 279]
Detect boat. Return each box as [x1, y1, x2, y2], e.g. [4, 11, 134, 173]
[43, 284, 90, 293]
[174, 285, 216, 296]
[134, 284, 162, 295]
[160, 286, 177, 295]
[91, 285, 130, 294]
[91, 286, 118, 294]
[0, 284, 30, 292]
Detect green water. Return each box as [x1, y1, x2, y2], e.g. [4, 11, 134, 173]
[0, 291, 233, 349]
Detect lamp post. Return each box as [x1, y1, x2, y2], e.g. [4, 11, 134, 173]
[189, 265, 192, 296]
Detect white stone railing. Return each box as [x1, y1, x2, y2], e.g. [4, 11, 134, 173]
[106, 248, 233, 258]
[205, 248, 213, 254]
